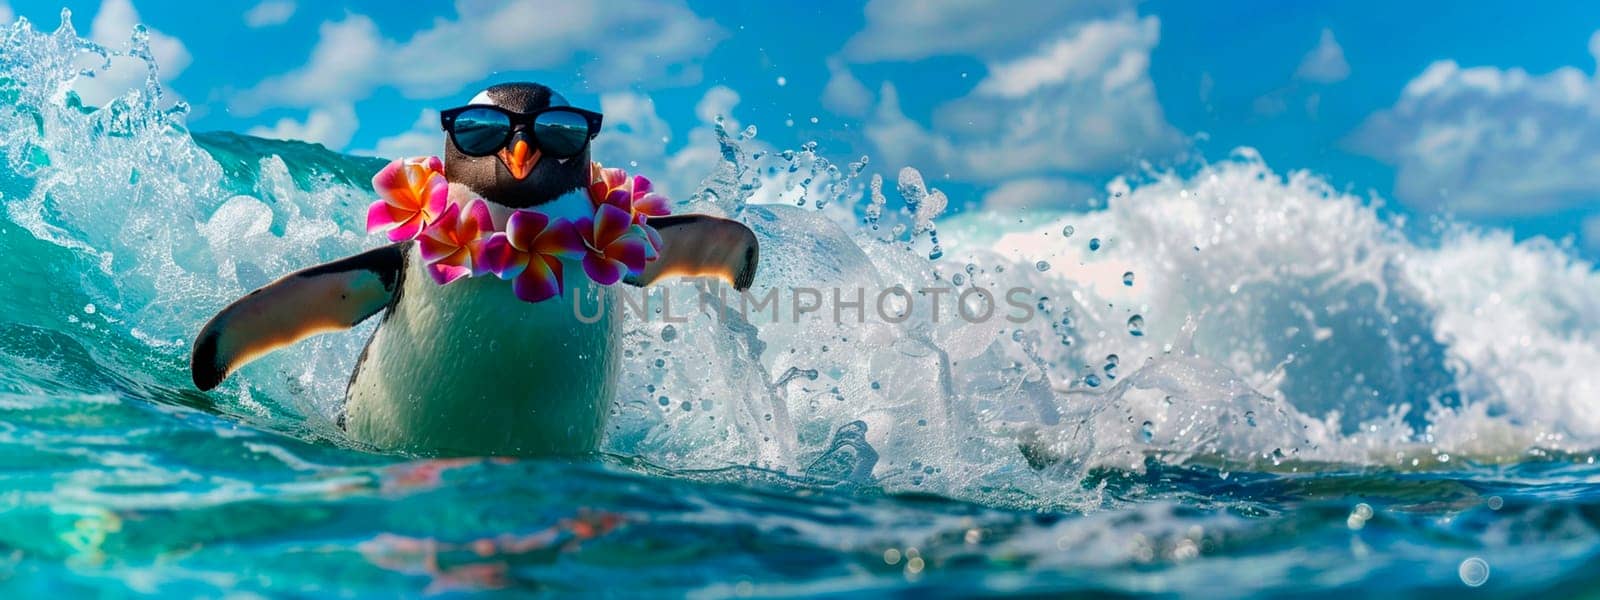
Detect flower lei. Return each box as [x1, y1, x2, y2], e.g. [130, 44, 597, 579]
[365, 157, 670, 303]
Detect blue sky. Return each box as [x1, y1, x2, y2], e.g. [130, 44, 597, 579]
[11, 0, 1600, 254]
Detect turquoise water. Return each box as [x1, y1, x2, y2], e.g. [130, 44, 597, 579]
[5, 14, 1600, 598]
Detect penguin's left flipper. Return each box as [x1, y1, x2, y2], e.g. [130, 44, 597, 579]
[627, 215, 760, 290]
[190, 244, 405, 391]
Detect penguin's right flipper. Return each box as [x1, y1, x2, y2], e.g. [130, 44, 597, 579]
[190, 244, 405, 391]
[627, 215, 760, 290]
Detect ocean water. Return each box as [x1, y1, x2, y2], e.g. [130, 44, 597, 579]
[4, 13, 1600, 598]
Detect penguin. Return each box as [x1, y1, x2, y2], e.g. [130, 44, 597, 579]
[190, 82, 759, 456]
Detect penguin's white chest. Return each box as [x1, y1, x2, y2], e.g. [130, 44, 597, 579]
[343, 250, 621, 456]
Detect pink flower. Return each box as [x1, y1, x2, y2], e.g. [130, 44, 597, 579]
[588, 162, 670, 256]
[588, 163, 671, 224]
[418, 199, 495, 285]
[367, 157, 448, 242]
[587, 162, 626, 203]
[574, 203, 649, 286]
[480, 210, 586, 303]
[622, 174, 672, 223]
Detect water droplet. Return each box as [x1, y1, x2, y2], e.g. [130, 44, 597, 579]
[1061, 225, 1075, 238]
[1346, 503, 1373, 529]
[657, 396, 670, 407]
[1083, 374, 1102, 388]
[1105, 354, 1120, 367]
[1123, 272, 1135, 287]
[906, 556, 925, 574]
[1035, 260, 1050, 272]
[1127, 315, 1144, 336]
[1140, 421, 1154, 442]
[660, 324, 677, 342]
[1486, 496, 1503, 510]
[1458, 557, 1490, 587]
[776, 76, 787, 86]
[1245, 411, 1257, 427]
[1089, 238, 1101, 251]
[951, 273, 966, 286]
[964, 263, 977, 275]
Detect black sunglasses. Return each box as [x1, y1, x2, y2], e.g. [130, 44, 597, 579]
[439, 105, 604, 159]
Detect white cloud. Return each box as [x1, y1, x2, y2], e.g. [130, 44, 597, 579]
[864, 13, 1183, 181]
[865, 83, 959, 177]
[975, 16, 1152, 98]
[842, 0, 1130, 61]
[694, 85, 742, 126]
[1348, 32, 1600, 217]
[670, 86, 750, 198]
[234, 0, 722, 115]
[1252, 89, 1288, 117]
[1295, 28, 1349, 84]
[233, 15, 384, 114]
[73, 0, 191, 107]
[244, 0, 295, 27]
[821, 58, 872, 117]
[980, 177, 1100, 210]
[354, 109, 441, 158]
[591, 91, 673, 167]
[247, 104, 358, 150]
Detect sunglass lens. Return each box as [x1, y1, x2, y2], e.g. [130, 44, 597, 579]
[451, 108, 511, 156]
[533, 110, 591, 158]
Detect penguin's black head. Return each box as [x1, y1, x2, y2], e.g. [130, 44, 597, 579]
[440, 82, 601, 209]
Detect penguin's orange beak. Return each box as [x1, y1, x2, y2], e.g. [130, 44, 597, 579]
[497, 139, 540, 180]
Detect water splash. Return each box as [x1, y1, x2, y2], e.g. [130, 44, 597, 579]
[0, 13, 378, 436]
[896, 167, 949, 260]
